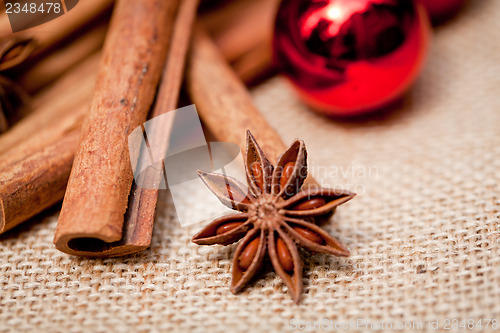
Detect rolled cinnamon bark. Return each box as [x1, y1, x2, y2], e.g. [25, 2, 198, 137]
[53, 0, 181, 256]
[123, 0, 199, 246]
[0, 129, 80, 234]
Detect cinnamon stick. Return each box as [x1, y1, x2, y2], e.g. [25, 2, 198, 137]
[0, 102, 86, 170]
[54, 0, 181, 256]
[0, 122, 82, 234]
[0, 129, 80, 233]
[123, 0, 198, 247]
[0, 0, 195, 243]
[0, 0, 113, 71]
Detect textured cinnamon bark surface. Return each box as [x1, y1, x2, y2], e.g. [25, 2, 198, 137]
[0, 129, 80, 233]
[123, 0, 198, 248]
[0, 101, 87, 170]
[54, 0, 180, 257]
[0, 55, 97, 234]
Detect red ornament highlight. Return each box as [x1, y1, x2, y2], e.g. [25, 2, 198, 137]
[273, 0, 431, 116]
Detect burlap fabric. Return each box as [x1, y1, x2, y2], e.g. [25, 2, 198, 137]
[1, 1, 499, 332]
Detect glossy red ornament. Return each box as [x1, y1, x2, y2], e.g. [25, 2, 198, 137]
[273, 0, 431, 116]
[418, 0, 466, 23]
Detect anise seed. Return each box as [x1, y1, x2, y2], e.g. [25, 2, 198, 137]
[276, 238, 294, 272]
[239, 237, 260, 270]
[293, 197, 326, 210]
[293, 227, 324, 245]
[279, 162, 295, 190]
[216, 222, 243, 235]
[251, 162, 264, 190]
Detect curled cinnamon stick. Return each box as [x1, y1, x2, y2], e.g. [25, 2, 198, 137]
[123, 0, 198, 246]
[54, 0, 181, 256]
[0, 129, 80, 234]
[0, 0, 196, 247]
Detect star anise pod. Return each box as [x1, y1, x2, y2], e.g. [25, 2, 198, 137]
[192, 131, 355, 303]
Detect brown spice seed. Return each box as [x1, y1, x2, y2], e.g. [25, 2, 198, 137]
[216, 222, 243, 235]
[251, 162, 264, 190]
[293, 197, 326, 211]
[279, 162, 295, 190]
[293, 227, 324, 245]
[239, 237, 260, 270]
[276, 238, 294, 272]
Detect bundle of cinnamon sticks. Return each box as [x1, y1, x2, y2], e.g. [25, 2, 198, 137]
[0, 0, 283, 257]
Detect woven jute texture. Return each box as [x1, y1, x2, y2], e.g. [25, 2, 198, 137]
[1, 1, 499, 332]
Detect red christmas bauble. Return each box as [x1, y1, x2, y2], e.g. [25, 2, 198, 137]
[273, 0, 431, 116]
[418, 0, 466, 23]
